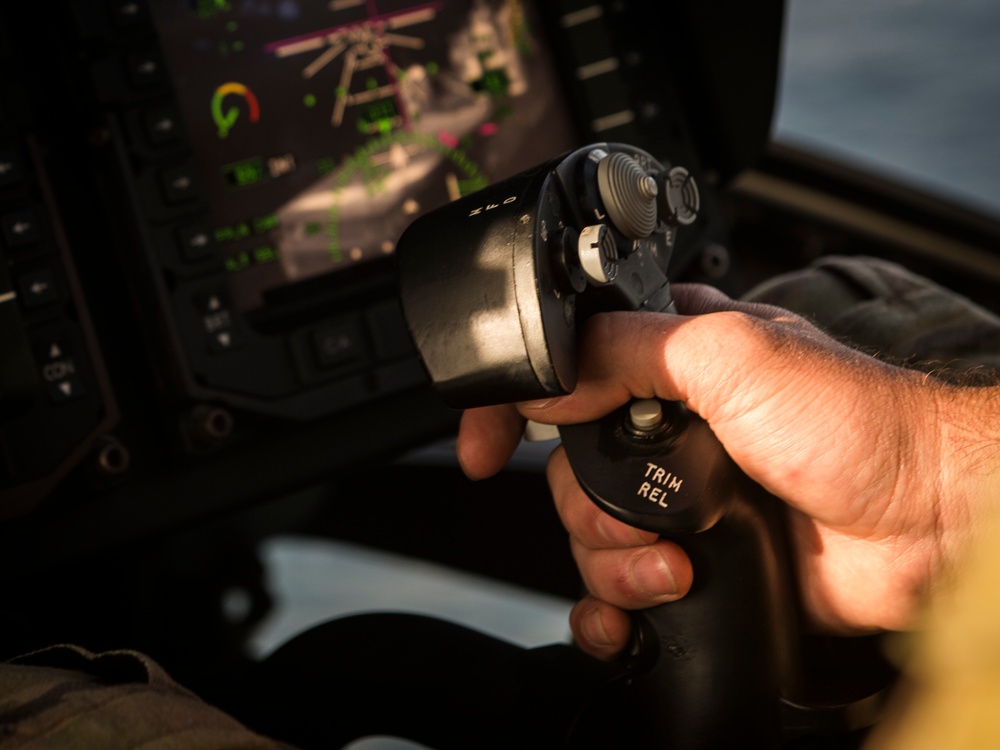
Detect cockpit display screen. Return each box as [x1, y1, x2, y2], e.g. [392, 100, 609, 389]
[149, 0, 581, 312]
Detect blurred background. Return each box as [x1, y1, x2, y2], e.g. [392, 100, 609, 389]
[776, 0, 1000, 215]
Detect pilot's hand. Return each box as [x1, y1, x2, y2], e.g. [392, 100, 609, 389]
[457, 283, 1000, 661]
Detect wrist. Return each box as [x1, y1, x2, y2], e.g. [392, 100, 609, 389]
[932, 382, 1000, 586]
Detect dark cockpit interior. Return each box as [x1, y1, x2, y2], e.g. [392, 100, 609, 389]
[2, 1, 999, 748]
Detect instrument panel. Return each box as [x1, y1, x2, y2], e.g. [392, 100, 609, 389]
[0, 0, 777, 566]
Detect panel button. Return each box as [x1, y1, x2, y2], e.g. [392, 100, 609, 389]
[143, 103, 184, 147]
[159, 162, 200, 204]
[176, 220, 217, 262]
[37, 340, 86, 403]
[194, 288, 244, 353]
[16, 267, 59, 308]
[311, 316, 365, 370]
[2, 206, 42, 248]
[126, 50, 168, 89]
[0, 147, 25, 190]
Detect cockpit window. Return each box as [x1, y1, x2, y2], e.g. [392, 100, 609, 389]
[774, 0, 1000, 217]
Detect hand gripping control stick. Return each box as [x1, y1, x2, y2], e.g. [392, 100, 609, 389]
[396, 143, 886, 749]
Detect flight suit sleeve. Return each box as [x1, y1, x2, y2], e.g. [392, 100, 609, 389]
[0, 644, 299, 750]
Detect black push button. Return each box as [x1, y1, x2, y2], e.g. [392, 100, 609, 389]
[143, 104, 183, 146]
[2, 207, 42, 248]
[311, 316, 365, 369]
[176, 220, 217, 262]
[0, 147, 24, 190]
[126, 51, 168, 89]
[16, 267, 58, 308]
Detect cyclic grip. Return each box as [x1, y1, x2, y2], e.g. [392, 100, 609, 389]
[396, 144, 874, 748]
[396, 143, 682, 409]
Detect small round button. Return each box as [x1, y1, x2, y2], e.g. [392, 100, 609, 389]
[629, 399, 663, 431]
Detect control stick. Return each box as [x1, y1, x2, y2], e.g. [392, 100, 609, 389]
[396, 143, 885, 748]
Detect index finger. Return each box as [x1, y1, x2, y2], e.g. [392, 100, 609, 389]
[515, 292, 830, 428]
[456, 404, 526, 480]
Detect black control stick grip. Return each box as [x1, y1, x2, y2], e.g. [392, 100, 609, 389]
[559, 402, 802, 748]
[397, 143, 678, 409]
[397, 143, 883, 748]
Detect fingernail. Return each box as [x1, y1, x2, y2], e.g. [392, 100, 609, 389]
[631, 549, 678, 598]
[580, 605, 613, 648]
